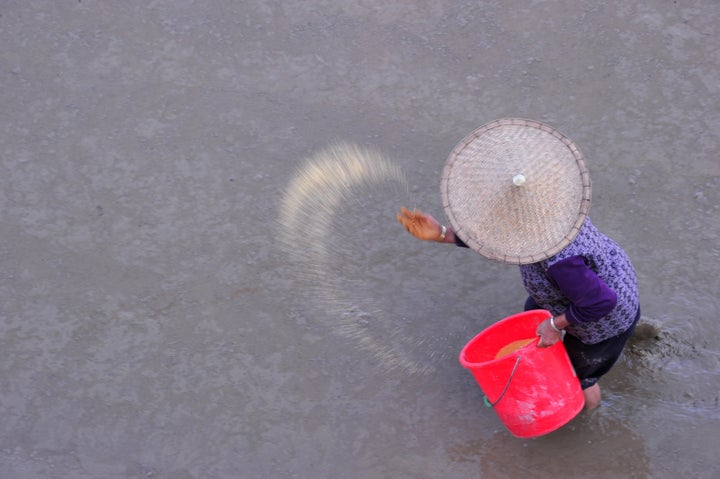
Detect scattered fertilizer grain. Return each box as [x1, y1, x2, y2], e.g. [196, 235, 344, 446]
[278, 142, 437, 374]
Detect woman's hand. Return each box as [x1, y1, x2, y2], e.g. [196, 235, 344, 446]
[536, 315, 567, 348]
[397, 207, 444, 241]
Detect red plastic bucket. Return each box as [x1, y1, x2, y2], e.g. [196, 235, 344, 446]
[459, 310, 585, 438]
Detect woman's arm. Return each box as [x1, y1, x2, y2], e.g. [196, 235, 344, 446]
[536, 255, 617, 347]
[547, 255, 618, 325]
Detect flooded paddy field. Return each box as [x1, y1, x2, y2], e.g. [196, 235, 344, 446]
[1, 1, 718, 477]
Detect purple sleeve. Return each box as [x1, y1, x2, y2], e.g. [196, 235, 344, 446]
[547, 255, 617, 324]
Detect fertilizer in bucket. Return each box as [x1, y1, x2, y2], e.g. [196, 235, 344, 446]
[494, 338, 535, 359]
[459, 310, 585, 438]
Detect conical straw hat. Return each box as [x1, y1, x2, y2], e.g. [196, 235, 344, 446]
[441, 118, 591, 265]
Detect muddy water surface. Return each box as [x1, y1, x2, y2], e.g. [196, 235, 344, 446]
[1, 1, 718, 478]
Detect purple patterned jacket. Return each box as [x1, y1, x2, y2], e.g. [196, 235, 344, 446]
[517, 218, 639, 344]
[456, 217, 639, 344]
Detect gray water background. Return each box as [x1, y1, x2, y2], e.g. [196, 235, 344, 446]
[1, 1, 719, 478]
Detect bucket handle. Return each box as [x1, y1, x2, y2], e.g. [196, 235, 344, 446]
[482, 336, 541, 407]
[483, 351, 525, 408]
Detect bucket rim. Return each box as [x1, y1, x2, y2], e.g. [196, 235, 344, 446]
[458, 309, 550, 367]
[459, 336, 541, 368]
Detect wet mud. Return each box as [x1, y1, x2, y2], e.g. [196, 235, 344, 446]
[1, 1, 719, 478]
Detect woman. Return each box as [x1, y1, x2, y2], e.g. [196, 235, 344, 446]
[397, 119, 640, 410]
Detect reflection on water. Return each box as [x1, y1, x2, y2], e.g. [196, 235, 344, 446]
[448, 412, 650, 478]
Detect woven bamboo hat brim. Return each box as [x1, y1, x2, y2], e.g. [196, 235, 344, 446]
[441, 118, 591, 265]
